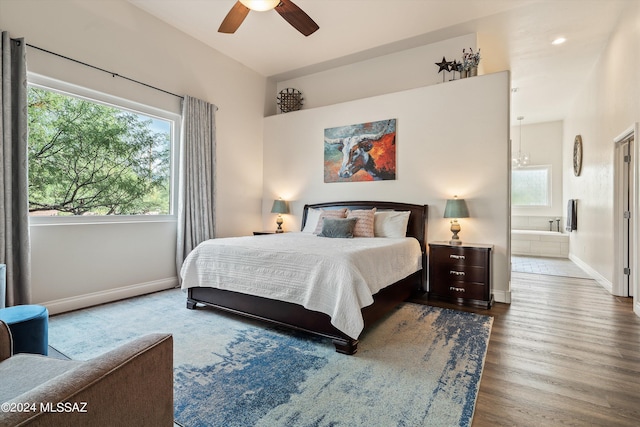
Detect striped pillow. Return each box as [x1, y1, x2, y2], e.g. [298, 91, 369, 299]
[346, 208, 377, 237]
[313, 209, 348, 234]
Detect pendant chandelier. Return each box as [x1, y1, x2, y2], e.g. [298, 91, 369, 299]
[512, 116, 529, 168]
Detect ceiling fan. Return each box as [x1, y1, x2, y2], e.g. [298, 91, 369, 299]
[218, 0, 319, 37]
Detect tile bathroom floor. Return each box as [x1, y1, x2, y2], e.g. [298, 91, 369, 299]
[511, 255, 592, 278]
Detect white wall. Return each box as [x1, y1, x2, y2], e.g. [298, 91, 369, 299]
[1, 0, 266, 312]
[511, 120, 564, 218]
[563, 0, 640, 305]
[272, 34, 477, 115]
[30, 220, 177, 311]
[263, 72, 512, 303]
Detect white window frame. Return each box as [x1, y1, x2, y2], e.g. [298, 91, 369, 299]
[511, 164, 552, 207]
[27, 73, 181, 225]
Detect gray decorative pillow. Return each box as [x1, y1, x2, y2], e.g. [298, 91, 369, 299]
[318, 217, 358, 238]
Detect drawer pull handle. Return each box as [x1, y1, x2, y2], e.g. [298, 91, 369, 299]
[449, 254, 465, 260]
[449, 270, 465, 276]
[449, 286, 466, 293]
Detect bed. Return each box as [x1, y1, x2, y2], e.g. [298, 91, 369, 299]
[182, 201, 428, 354]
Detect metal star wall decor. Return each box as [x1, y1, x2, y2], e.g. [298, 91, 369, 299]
[450, 60, 461, 80]
[435, 56, 453, 82]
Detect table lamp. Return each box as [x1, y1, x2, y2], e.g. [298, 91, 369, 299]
[444, 196, 469, 245]
[270, 198, 289, 233]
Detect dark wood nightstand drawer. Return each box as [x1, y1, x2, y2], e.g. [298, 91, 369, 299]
[430, 264, 486, 283]
[430, 246, 488, 267]
[431, 280, 487, 301]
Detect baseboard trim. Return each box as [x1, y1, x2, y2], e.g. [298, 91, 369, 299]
[493, 288, 511, 304]
[41, 278, 179, 315]
[568, 254, 612, 293]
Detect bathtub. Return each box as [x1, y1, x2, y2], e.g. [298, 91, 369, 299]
[511, 229, 569, 258]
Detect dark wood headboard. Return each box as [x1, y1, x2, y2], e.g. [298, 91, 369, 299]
[301, 201, 429, 255]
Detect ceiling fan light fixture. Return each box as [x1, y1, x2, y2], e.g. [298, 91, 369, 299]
[552, 37, 567, 45]
[239, 0, 280, 11]
[220, 0, 318, 36]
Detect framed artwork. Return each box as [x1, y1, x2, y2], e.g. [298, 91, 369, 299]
[324, 119, 396, 183]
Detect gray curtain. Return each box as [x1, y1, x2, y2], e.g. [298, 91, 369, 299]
[0, 31, 31, 307]
[176, 95, 217, 277]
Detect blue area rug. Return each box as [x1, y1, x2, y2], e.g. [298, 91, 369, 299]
[48, 289, 492, 426]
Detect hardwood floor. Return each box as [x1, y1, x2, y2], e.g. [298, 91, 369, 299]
[427, 271, 640, 426]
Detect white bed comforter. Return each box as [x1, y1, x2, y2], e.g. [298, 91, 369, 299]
[180, 232, 422, 339]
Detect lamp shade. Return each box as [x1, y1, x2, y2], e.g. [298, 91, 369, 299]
[270, 199, 289, 214]
[444, 198, 469, 219]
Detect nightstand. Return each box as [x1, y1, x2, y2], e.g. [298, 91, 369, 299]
[253, 231, 285, 235]
[428, 242, 493, 309]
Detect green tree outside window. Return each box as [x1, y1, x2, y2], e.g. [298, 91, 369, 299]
[28, 87, 171, 216]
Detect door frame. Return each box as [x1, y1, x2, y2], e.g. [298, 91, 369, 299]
[613, 124, 638, 314]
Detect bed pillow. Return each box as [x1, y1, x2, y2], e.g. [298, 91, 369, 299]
[312, 209, 348, 234]
[346, 208, 376, 237]
[302, 208, 322, 233]
[318, 217, 358, 238]
[374, 210, 411, 238]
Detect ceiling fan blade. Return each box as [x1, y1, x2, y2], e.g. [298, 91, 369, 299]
[218, 1, 250, 34]
[275, 0, 319, 37]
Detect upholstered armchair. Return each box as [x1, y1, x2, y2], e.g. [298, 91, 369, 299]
[0, 320, 174, 426]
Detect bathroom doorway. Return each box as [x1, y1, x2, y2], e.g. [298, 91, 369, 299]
[510, 120, 569, 274]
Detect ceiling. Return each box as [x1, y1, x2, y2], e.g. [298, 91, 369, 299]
[129, 0, 631, 125]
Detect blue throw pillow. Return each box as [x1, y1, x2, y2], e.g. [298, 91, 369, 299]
[318, 217, 358, 238]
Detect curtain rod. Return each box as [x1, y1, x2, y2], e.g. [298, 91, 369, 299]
[23, 43, 184, 100]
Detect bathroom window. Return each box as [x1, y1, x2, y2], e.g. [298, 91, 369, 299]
[512, 165, 551, 206]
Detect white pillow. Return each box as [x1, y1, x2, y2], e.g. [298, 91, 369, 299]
[374, 211, 411, 238]
[302, 208, 322, 233]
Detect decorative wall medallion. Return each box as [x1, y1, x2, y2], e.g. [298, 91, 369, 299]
[277, 88, 303, 113]
[573, 134, 583, 176]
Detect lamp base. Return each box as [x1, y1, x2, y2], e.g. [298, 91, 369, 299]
[449, 220, 462, 245]
[275, 215, 284, 233]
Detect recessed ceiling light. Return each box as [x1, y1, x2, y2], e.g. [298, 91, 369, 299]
[552, 37, 567, 45]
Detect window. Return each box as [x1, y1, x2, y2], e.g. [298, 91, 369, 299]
[27, 77, 179, 220]
[511, 165, 551, 206]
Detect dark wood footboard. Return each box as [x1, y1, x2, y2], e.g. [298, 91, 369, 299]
[187, 270, 421, 354]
